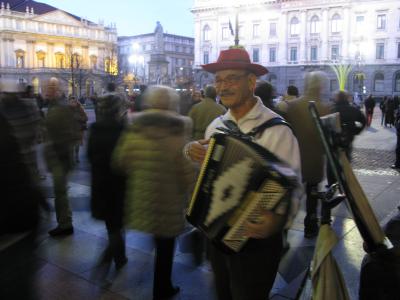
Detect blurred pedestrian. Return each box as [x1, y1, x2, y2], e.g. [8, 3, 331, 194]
[254, 80, 276, 110]
[44, 78, 76, 237]
[188, 85, 226, 140]
[0, 111, 44, 300]
[0, 81, 42, 181]
[391, 110, 400, 170]
[276, 85, 300, 115]
[88, 91, 128, 274]
[364, 94, 376, 127]
[113, 85, 195, 300]
[97, 82, 130, 122]
[384, 96, 395, 128]
[69, 96, 88, 163]
[286, 71, 331, 239]
[379, 96, 386, 126]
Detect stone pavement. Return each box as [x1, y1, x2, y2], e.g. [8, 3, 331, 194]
[32, 108, 399, 300]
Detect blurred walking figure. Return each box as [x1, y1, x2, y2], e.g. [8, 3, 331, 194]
[254, 80, 276, 110]
[286, 71, 331, 239]
[88, 87, 128, 273]
[384, 96, 395, 128]
[379, 96, 386, 126]
[0, 81, 42, 181]
[188, 85, 226, 140]
[69, 96, 88, 163]
[113, 85, 195, 300]
[391, 110, 400, 170]
[364, 94, 375, 127]
[276, 85, 300, 114]
[0, 111, 45, 300]
[44, 78, 76, 237]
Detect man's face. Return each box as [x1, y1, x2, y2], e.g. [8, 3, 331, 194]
[215, 69, 255, 109]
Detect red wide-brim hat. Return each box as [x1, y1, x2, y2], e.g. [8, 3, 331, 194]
[202, 48, 268, 77]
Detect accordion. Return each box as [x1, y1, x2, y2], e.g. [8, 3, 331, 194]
[186, 133, 298, 253]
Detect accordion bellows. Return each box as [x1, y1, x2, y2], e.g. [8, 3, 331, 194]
[186, 133, 298, 252]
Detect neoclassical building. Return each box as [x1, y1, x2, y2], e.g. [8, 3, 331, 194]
[192, 0, 400, 98]
[118, 22, 194, 89]
[0, 0, 118, 97]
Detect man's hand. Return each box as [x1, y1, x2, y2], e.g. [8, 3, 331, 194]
[187, 139, 209, 163]
[244, 209, 285, 239]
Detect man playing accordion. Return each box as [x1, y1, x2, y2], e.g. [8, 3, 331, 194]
[184, 47, 302, 300]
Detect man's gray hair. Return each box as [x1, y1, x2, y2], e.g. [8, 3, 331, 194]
[142, 85, 180, 112]
[303, 71, 328, 98]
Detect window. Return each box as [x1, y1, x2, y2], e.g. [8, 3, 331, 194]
[310, 16, 320, 34]
[290, 17, 300, 36]
[269, 22, 276, 36]
[376, 43, 384, 59]
[36, 51, 46, 68]
[330, 79, 338, 92]
[203, 51, 209, 64]
[395, 72, 400, 92]
[90, 55, 97, 69]
[289, 79, 296, 86]
[56, 24, 62, 34]
[331, 14, 342, 33]
[252, 48, 260, 62]
[356, 16, 364, 35]
[269, 47, 276, 62]
[15, 50, 25, 68]
[203, 25, 210, 41]
[290, 47, 297, 62]
[331, 45, 339, 60]
[253, 24, 260, 38]
[55, 53, 64, 68]
[310, 46, 318, 61]
[374, 73, 384, 92]
[222, 27, 229, 40]
[377, 14, 386, 30]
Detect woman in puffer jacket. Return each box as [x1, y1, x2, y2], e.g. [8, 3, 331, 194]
[113, 85, 196, 300]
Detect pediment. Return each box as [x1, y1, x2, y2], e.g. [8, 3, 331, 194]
[33, 10, 84, 27]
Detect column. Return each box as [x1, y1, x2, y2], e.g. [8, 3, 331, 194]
[300, 10, 307, 63]
[8, 39, 15, 67]
[342, 6, 350, 60]
[321, 8, 329, 62]
[0, 38, 5, 67]
[82, 45, 89, 68]
[47, 43, 54, 68]
[279, 11, 288, 64]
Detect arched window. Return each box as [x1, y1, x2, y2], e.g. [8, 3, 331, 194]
[310, 15, 320, 34]
[394, 72, 400, 92]
[36, 50, 46, 68]
[290, 17, 300, 36]
[15, 49, 25, 68]
[331, 14, 342, 33]
[55, 52, 65, 68]
[203, 25, 211, 41]
[353, 72, 366, 93]
[374, 73, 384, 92]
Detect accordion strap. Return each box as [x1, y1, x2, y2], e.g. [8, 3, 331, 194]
[217, 117, 292, 140]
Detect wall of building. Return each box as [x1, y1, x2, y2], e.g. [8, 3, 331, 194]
[192, 0, 400, 97]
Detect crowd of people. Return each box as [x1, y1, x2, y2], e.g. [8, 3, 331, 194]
[1, 46, 399, 300]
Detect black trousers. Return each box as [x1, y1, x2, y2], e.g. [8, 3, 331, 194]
[153, 236, 176, 297]
[395, 131, 400, 167]
[304, 182, 319, 227]
[208, 235, 283, 300]
[104, 219, 126, 265]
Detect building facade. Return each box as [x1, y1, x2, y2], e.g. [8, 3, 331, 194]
[118, 22, 194, 89]
[0, 0, 118, 97]
[192, 0, 400, 98]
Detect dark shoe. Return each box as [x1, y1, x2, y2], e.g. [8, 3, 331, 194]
[48, 226, 74, 237]
[153, 286, 180, 300]
[115, 257, 128, 271]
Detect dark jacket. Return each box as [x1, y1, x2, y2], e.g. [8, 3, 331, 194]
[88, 121, 126, 227]
[0, 112, 43, 235]
[333, 100, 366, 146]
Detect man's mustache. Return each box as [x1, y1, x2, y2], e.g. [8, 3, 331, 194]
[219, 90, 235, 97]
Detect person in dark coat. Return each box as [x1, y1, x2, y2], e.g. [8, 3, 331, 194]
[254, 80, 276, 111]
[0, 110, 45, 300]
[88, 91, 128, 271]
[384, 96, 395, 128]
[364, 94, 375, 126]
[379, 96, 386, 126]
[391, 110, 400, 170]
